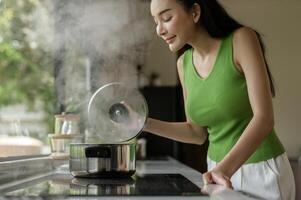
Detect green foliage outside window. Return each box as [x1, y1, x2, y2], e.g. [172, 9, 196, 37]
[0, 0, 55, 138]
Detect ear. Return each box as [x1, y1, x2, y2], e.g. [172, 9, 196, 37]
[191, 3, 201, 23]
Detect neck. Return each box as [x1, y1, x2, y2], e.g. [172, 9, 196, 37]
[187, 27, 221, 58]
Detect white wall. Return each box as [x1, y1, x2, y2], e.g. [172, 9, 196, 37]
[220, 0, 301, 158]
[144, 0, 301, 158]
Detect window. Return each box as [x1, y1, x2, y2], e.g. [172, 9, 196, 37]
[0, 0, 55, 157]
[0, 0, 155, 158]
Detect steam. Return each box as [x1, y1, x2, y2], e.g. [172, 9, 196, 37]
[56, 0, 151, 103]
[29, 0, 155, 140]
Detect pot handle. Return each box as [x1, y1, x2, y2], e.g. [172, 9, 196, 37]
[85, 146, 111, 158]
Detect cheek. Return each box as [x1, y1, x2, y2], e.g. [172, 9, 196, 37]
[169, 17, 187, 37]
[178, 22, 195, 41]
[165, 16, 181, 34]
[164, 22, 177, 35]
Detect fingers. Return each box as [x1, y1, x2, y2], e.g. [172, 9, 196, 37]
[202, 172, 213, 185]
[212, 173, 232, 189]
[211, 173, 233, 189]
[120, 101, 134, 112]
[203, 171, 233, 189]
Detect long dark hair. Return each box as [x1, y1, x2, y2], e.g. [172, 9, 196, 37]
[176, 0, 275, 97]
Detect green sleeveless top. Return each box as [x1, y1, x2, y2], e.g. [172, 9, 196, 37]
[182, 33, 284, 164]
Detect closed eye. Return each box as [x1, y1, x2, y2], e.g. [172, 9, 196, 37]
[163, 16, 172, 22]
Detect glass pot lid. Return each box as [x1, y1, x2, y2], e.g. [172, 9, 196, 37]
[87, 82, 148, 143]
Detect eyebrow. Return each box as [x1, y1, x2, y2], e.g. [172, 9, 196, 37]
[158, 8, 172, 16]
[153, 8, 172, 17]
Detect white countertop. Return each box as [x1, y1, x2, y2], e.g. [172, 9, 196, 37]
[130, 158, 257, 200]
[0, 156, 257, 199]
[57, 157, 257, 200]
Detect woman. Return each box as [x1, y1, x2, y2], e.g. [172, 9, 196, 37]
[146, 0, 295, 199]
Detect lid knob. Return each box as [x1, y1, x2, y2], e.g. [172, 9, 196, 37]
[109, 102, 129, 123]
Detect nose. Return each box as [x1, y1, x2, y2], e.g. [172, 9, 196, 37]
[156, 23, 167, 37]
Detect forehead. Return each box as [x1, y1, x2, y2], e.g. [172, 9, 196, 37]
[150, 0, 180, 16]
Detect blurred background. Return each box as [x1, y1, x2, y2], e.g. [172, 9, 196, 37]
[0, 0, 300, 180]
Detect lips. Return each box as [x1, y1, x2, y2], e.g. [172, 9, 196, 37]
[164, 36, 176, 44]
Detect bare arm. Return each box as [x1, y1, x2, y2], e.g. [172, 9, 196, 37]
[214, 27, 275, 177]
[143, 54, 207, 145]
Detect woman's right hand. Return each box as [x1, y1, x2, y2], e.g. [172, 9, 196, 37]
[110, 102, 145, 132]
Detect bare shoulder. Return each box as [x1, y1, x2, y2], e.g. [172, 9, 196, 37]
[233, 26, 259, 44]
[233, 27, 262, 53]
[232, 27, 263, 68]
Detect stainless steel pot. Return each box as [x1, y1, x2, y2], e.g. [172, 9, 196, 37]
[69, 143, 136, 178]
[69, 82, 148, 178]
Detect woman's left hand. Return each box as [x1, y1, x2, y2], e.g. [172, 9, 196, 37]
[202, 169, 233, 189]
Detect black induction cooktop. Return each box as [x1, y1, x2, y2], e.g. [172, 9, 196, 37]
[3, 173, 205, 197]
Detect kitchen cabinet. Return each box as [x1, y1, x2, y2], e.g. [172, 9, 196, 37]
[140, 86, 209, 173]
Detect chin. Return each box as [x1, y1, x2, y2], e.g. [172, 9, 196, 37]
[168, 41, 185, 53]
[168, 43, 183, 52]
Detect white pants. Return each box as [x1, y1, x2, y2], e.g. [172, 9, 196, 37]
[207, 153, 296, 200]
